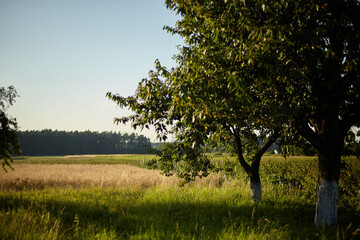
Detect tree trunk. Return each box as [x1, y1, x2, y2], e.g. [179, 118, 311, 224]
[233, 130, 279, 203]
[314, 178, 338, 226]
[314, 142, 342, 226]
[250, 175, 262, 202]
[298, 121, 343, 226]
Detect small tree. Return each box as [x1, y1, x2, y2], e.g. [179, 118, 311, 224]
[0, 86, 21, 171]
[107, 3, 282, 201]
[108, 58, 279, 201]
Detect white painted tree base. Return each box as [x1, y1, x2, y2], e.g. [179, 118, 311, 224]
[314, 179, 338, 226]
[250, 180, 262, 202]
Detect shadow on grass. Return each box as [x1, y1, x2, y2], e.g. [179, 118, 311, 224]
[0, 190, 359, 239]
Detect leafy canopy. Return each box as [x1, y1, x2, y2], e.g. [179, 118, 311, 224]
[107, 2, 283, 181]
[0, 86, 21, 171]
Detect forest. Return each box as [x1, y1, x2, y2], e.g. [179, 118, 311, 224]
[16, 130, 151, 156]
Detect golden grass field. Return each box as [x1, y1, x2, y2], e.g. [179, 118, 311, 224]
[0, 164, 224, 190]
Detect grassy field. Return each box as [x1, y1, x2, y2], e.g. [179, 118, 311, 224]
[12, 154, 155, 166]
[0, 154, 359, 239]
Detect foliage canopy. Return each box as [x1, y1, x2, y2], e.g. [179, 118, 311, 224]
[0, 86, 21, 171]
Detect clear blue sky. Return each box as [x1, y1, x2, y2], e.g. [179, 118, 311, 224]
[0, 0, 182, 141]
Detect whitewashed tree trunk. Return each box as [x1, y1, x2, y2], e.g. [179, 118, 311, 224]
[250, 178, 262, 202]
[314, 179, 338, 226]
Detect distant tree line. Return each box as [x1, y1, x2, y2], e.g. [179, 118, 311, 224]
[16, 130, 151, 156]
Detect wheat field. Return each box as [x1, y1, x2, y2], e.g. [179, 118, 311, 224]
[0, 164, 224, 190]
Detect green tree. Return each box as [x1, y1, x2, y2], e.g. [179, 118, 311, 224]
[107, 2, 281, 202]
[227, 0, 360, 226]
[165, 0, 360, 226]
[108, 61, 279, 201]
[0, 86, 21, 171]
[108, 0, 360, 225]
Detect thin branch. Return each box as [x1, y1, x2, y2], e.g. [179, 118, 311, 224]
[252, 131, 280, 172]
[233, 129, 252, 175]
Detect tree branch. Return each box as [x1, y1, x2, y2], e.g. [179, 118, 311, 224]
[296, 122, 325, 153]
[233, 129, 253, 176]
[253, 130, 280, 162]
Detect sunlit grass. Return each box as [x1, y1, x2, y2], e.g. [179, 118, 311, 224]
[0, 155, 359, 239]
[13, 154, 156, 166]
[1, 184, 358, 239]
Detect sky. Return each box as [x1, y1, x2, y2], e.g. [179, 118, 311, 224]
[0, 0, 182, 141]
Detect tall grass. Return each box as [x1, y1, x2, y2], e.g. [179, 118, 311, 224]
[0, 164, 178, 190]
[0, 164, 227, 190]
[1, 185, 358, 239]
[0, 155, 359, 239]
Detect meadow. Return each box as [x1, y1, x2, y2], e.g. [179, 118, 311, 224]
[0, 154, 359, 239]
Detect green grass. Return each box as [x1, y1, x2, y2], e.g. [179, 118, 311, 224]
[13, 154, 155, 166]
[0, 185, 359, 240]
[2, 155, 360, 239]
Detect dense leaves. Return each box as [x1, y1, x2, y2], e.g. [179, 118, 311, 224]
[17, 130, 151, 156]
[0, 86, 21, 171]
[107, 2, 282, 188]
